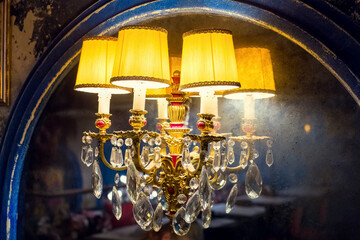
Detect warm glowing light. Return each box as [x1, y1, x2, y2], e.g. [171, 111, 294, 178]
[304, 124, 311, 133]
[179, 29, 240, 92]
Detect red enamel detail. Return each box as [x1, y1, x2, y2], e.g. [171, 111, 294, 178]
[170, 154, 178, 167]
[197, 121, 206, 130]
[156, 123, 162, 131]
[172, 76, 180, 84]
[214, 122, 221, 131]
[170, 123, 184, 128]
[171, 102, 182, 106]
[129, 119, 132, 125]
[243, 124, 254, 133]
[172, 94, 182, 98]
[144, 119, 147, 126]
[168, 187, 175, 195]
[96, 120, 105, 128]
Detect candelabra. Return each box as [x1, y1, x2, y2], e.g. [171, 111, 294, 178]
[76, 26, 275, 235]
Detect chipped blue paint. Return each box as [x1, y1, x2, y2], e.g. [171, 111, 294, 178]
[1, 0, 360, 239]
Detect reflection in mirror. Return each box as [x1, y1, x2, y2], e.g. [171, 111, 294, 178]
[18, 14, 360, 240]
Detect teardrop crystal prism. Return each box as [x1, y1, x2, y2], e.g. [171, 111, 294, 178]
[266, 149, 274, 167]
[158, 190, 169, 211]
[213, 150, 221, 172]
[85, 146, 94, 167]
[210, 170, 226, 190]
[185, 191, 200, 223]
[153, 203, 163, 232]
[202, 205, 211, 229]
[92, 160, 103, 199]
[110, 147, 122, 168]
[240, 150, 248, 168]
[226, 184, 238, 213]
[173, 207, 191, 236]
[245, 162, 263, 199]
[220, 152, 227, 172]
[133, 192, 154, 228]
[81, 145, 87, 165]
[199, 166, 212, 210]
[124, 148, 132, 166]
[112, 186, 122, 220]
[140, 221, 153, 231]
[141, 146, 150, 166]
[182, 147, 191, 169]
[227, 147, 235, 164]
[126, 161, 139, 203]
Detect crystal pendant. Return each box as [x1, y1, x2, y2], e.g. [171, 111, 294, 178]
[245, 162, 262, 199]
[92, 160, 103, 199]
[210, 170, 226, 190]
[153, 203, 163, 232]
[213, 150, 221, 172]
[112, 186, 122, 220]
[114, 172, 120, 185]
[85, 146, 94, 167]
[266, 149, 274, 167]
[173, 207, 191, 236]
[229, 173, 238, 183]
[185, 191, 200, 223]
[189, 178, 199, 190]
[158, 190, 169, 211]
[111, 136, 117, 145]
[226, 184, 238, 213]
[202, 205, 211, 229]
[81, 146, 87, 164]
[85, 135, 92, 144]
[177, 194, 187, 204]
[124, 148, 132, 166]
[110, 147, 123, 168]
[199, 166, 212, 210]
[227, 147, 235, 165]
[154, 147, 161, 168]
[182, 147, 191, 169]
[220, 152, 227, 172]
[126, 161, 139, 203]
[141, 221, 153, 231]
[133, 192, 154, 228]
[141, 146, 150, 166]
[240, 150, 248, 168]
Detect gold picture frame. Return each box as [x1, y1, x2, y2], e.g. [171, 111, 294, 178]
[0, 0, 10, 105]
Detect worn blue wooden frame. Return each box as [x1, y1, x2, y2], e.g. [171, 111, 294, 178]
[1, 0, 359, 239]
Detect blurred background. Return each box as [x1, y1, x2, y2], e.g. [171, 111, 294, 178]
[17, 14, 360, 240]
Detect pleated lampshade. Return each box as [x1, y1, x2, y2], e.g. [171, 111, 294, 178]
[110, 26, 171, 89]
[223, 48, 276, 99]
[179, 29, 240, 92]
[74, 37, 131, 94]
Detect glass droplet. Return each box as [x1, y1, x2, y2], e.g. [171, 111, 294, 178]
[94, 147, 99, 157]
[158, 190, 169, 211]
[221, 140, 227, 148]
[142, 134, 149, 143]
[125, 138, 133, 147]
[252, 148, 259, 159]
[199, 166, 212, 210]
[266, 149, 274, 167]
[110, 147, 119, 168]
[155, 136, 162, 146]
[229, 173, 238, 183]
[177, 194, 187, 204]
[114, 172, 120, 185]
[111, 136, 117, 145]
[241, 141, 248, 149]
[227, 147, 235, 165]
[85, 135, 92, 144]
[81, 145, 87, 164]
[190, 178, 199, 190]
[213, 150, 221, 172]
[182, 147, 191, 169]
[220, 152, 227, 172]
[133, 192, 154, 228]
[126, 161, 140, 203]
[81, 136, 86, 144]
[148, 138, 155, 146]
[228, 139, 235, 147]
[184, 191, 200, 223]
[239, 150, 248, 168]
[124, 148, 132, 166]
[141, 146, 150, 166]
[183, 136, 191, 147]
[226, 184, 238, 213]
[267, 139, 273, 148]
[213, 141, 220, 150]
[141, 221, 153, 231]
[85, 146, 94, 167]
[210, 170, 226, 190]
[245, 162, 262, 199]
[202, 205, 211, 229]
[117, 138, 124, 147]
[153, 203, 163, 232]
[173, 207, 191, 236]
[112, 186, 122, 220]
[92, 160, 103, 199]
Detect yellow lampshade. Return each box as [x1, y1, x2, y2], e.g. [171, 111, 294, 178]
[110, 26, 171, 89]
[74, 37, 131, 94]
[223, 48, 276, 99]
[179, 29, 240, 92]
